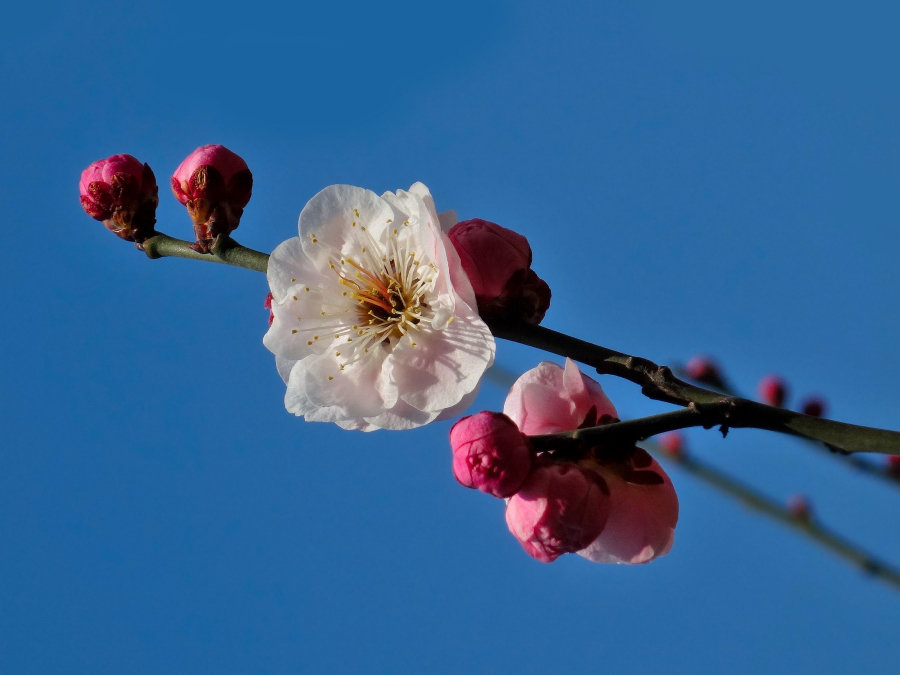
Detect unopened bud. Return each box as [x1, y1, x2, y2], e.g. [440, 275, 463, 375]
[658, 432, 685, 459]
[887, 455, 900, 479]
[787, 494, 812, 522]
[79, 154, 158, 243]
[450, 412, 533, 498]
[171, 144, 253, 252]
[758, 374, 788, 408]
[800, 396, 826, 418]
[505, 462, 610, 562]
[448, 219, 551, 325]
[684, 356, 727, 390]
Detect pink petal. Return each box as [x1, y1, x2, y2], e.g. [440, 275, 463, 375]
[578, 457, 679, 564]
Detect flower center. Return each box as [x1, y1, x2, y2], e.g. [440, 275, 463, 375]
[337, 257, 425, 342]
[286, 213, 442, 376]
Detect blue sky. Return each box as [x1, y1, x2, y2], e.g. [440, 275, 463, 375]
[2, 1, 899, 672]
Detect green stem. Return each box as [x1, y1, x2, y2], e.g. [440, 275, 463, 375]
[141, 233, 269, 273]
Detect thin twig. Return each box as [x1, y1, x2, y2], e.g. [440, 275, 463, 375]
[651, 444, 900, 592]
[673, 365, 900, 489]
[141, 233, 269, 273]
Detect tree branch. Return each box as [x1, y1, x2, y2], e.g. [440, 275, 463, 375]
[493, 322, 900, 456]
[652, 443, 900, 592]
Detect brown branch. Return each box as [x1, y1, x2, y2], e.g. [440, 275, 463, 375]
[492, 322, 900, 456]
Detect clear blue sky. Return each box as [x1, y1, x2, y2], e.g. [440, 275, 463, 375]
[2, 1, 899, 672]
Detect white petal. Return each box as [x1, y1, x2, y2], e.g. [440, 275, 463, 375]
[267, 237, 305, 298]
[264, 286, 349, 360]
[391, 306, 494, 412]
[364, 400, 440, 430]
[275, 355, 298, 384]
[300, 351, 398, 416]
[299, 185, 394, 267]
[438, 209, 458, 232]
[434, 381, 481, 421]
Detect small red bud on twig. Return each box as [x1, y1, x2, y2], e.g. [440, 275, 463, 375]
[800, 396, 826, 418]
[171, 145, 253, 252]
[787, 494, 813, 523]
[658, 432, 686, 459]
[684, 356, 727, 390]
[758, 375, 788, 408]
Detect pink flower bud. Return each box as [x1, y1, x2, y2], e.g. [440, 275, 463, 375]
[800, 396, 826, 418]
[684, 355, 727, 389]
[658, 432, 685, 458]
[79, 154, 158, 243]
[887, 455, 900, 478]
[170, 144, 253, 252]
[505, 462, 610, 562]
[448, 219, 551, 325]
[450, 412, 533, 498]
[758, 374, 788, 408]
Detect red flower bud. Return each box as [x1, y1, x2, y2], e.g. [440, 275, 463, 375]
[171, 145, 253, 252]
[450, 412, 533, 498]
[79, 154, 158, 243]
[505, 462, 610, 562]
[758, 374, 788, 408]
[448, 219, 551, 325]
[658, 432, 685, 459]
[800, 396, 826, 418]
[887, 455, 900, 478]
[787, 494, 812, 522]
[684, 356, 727, 390]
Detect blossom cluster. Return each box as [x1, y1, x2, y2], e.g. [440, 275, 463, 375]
[451, 359, 679, 564]
[80, 152, 677, 564]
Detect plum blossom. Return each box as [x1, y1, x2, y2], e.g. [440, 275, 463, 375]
[505, 461, 610, 562]
[504, 359, 679, 564]
[576, 446, 679, 564]
[503, 358, 617, 436]
[264, 183, 495, 431]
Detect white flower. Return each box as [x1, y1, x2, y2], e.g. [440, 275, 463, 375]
[264, 183, 495, 431]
